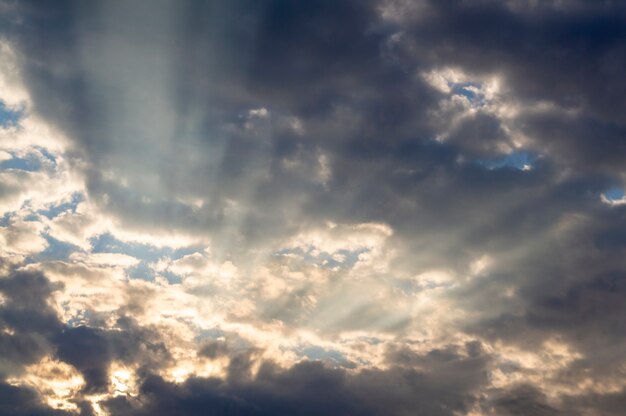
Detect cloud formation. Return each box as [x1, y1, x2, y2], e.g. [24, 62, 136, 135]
[0, 0, 625, 414]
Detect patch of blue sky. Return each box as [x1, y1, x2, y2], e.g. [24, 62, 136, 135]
[126, 261, 156, 281]
[275, 246, 369, 269]
[38, 192, 84, 219]
[65, 309, 96, 328]
[477, 150, 536, 171]
[126, 261, 182, 284]
[22, 212, 40, 222]
[158, 269, 183, 284]
[90, 232, 201, 263]
[0, 101, 23, 127]
[0, 153, 42, 172]
[0, 212, 12, 227]
[296, 346, 355, 368]
[27, 235, 83, 263]
[36, 146, 57, 165]
[603, 186, 624, 202]
[449, 81, 486, 106]
[0, 147, 57, 173]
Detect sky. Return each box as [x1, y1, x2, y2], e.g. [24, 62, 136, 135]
[0, 1, 625, 415]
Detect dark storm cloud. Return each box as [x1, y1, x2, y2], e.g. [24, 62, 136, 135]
[103, 344, 491, 416]
[464, 204, 626, 342]
[54, 321, 170, 393]
[395, 0, 626, 170]
[0, 269, 74, 415]
[3, 0, 626, 237]
[398, 1, 626, 115]
[562, 388, 626, 416]
[0, 381, 73, 416]
[517, 112, 626, 173]
[0, 269, 62, 374]
[0, 267, 170, 407]
[489, 384, 559, 416]
[443, 113, 511, 157]
[197, 338, 230, 360]
[1, 0, 437, 250]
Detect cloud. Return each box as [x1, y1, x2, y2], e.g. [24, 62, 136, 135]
[1, 0, 626, 414]
[0, 381, 74, 416]
[0, 270, 61, 373]
[102, 343, 491, 416]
